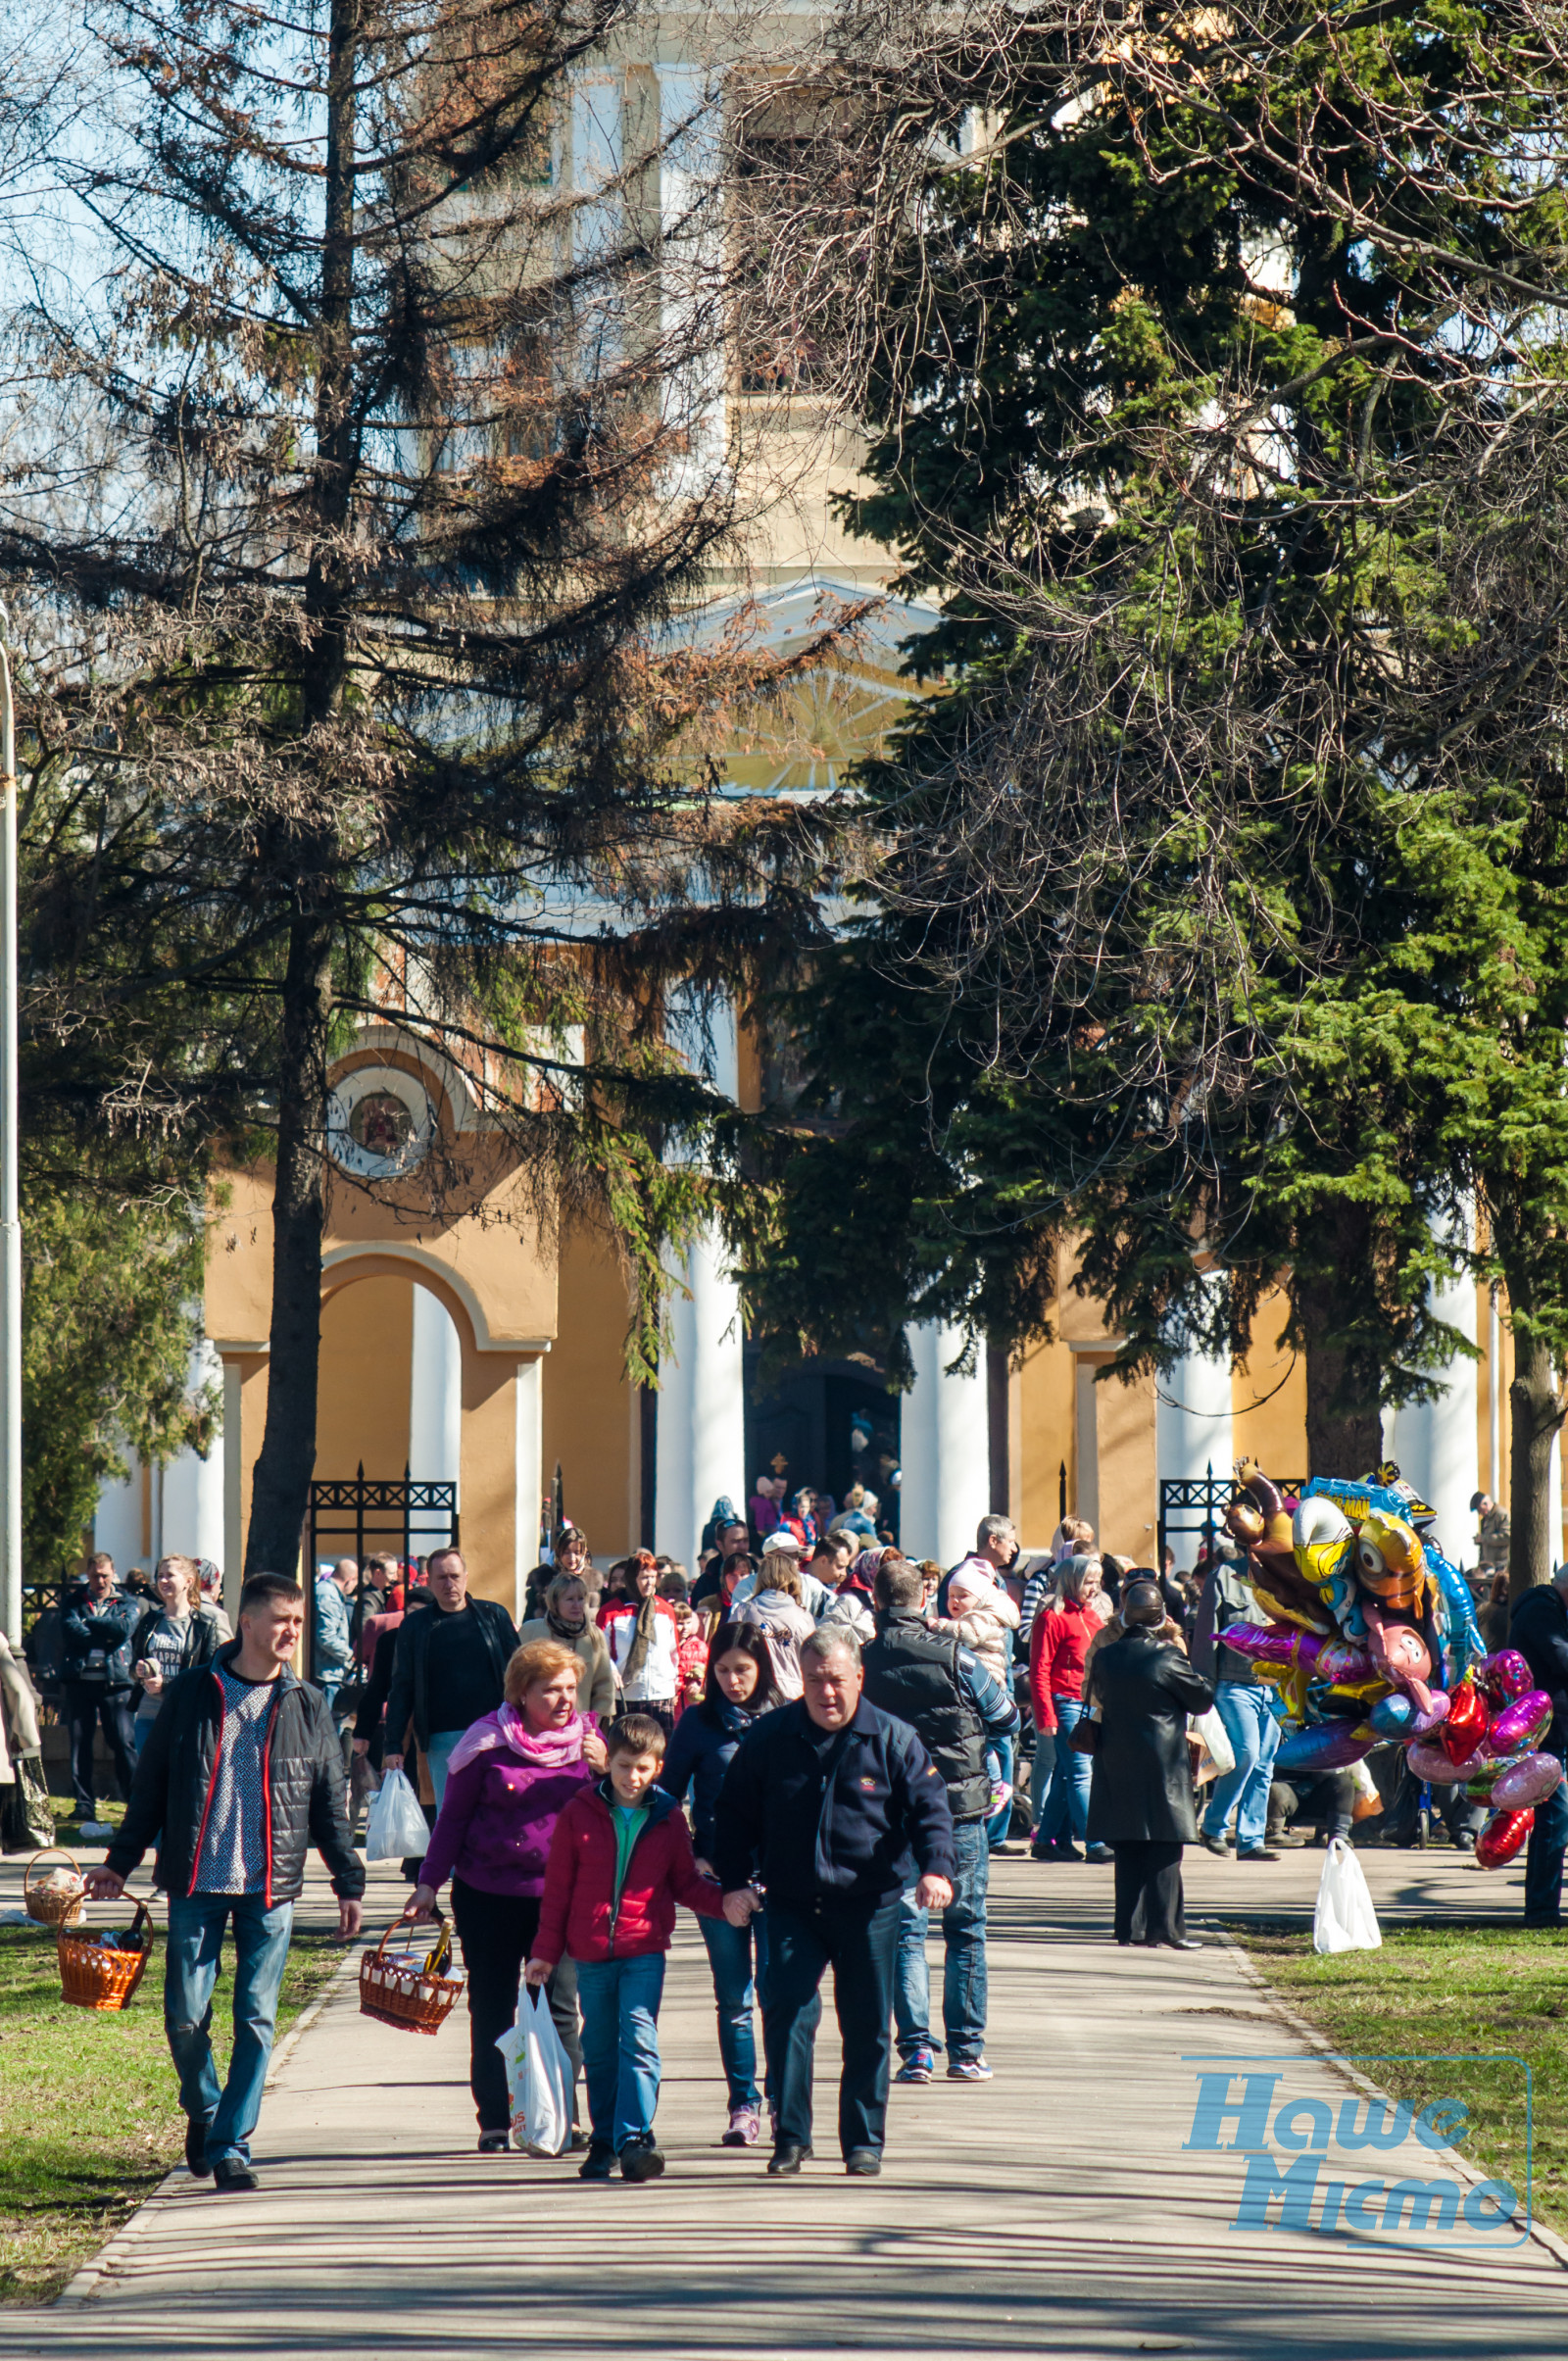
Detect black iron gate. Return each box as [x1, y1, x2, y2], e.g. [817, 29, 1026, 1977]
[306, 1465, 459, 1678]
[1158, 1466, 1303, 1574]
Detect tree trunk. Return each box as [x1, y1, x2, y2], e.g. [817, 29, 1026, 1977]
[1296, 1213, 1385, 1477]
[1507, 1329, 1563, 1603]
[244, 916, 335, 1574]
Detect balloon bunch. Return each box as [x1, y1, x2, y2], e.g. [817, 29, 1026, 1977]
[1221, 1461, 1559, 1869]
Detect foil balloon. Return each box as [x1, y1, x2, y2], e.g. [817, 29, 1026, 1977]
[1476, 1807, 1535, 1869]
[1492, 1751, 1565, 1811]
[1476, 1649, 1533, 1703]
[1368, 1694, 1414, 1740]
[1439, 1681, 1488, 1765]
[1407, 1738, 1475, 1787]
[1274, 1721, 1378, 1774]
[1226, 1623, 1377, 1686]
[1488, 1690, 1553, 1756]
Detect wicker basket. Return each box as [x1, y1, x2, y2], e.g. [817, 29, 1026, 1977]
[58, 1899, 152, 2011]
[359, 1908, 464, 2036]
[24, 1847, 86, 1928]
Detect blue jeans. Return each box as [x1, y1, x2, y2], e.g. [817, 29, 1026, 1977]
[895, 1816, 990, 2062]
[1035, 1697, 1093, 1847]
[699, 1910, 770, 2109]
[985, 1734, 1015, 1848]
[425, 1729, 463, 1807]
[577, 1952, 665, 2150]
[1202, 1684, 1281, 1851]
[1524, 1761, 1568, 1923]
[165, 1891, 295, 2166]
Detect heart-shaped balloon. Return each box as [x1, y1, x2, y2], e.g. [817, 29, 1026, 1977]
[1440, 1680, 1488, 1764]
[1476, 1807, 1535, 1869]
[1488, 1690, 1553, 1756]
[1492, 1751, 1565, 1812]
[1407, 1737, 1472, 1786]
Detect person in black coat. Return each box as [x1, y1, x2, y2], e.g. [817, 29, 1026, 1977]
[1509, 1571, 1568, 1925]
[1087, 1579, 1215, 1950]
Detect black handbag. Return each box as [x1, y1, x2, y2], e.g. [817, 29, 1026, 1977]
[1070, 1716, 1101, 1757]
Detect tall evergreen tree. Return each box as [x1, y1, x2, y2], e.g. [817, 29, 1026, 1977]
[736, 0, 1568, 1581]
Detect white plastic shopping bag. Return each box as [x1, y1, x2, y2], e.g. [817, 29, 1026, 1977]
[364, 1766, 430, 1863]
[1189, 1706, 1236, 1785]
[1312, 1836, 1382, 1954]
[495, 1984, 573, 2155]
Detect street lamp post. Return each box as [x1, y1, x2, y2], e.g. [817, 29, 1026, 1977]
[0, 611, 20, 1645]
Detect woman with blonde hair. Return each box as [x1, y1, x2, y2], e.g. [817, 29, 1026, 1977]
[520, 1570, 617, 1718]
[411, 1639, 607, 2150]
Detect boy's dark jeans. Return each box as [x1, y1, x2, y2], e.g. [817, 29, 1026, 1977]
[762, 1889, 901, 2158]
[450, 1878, 581, 2132]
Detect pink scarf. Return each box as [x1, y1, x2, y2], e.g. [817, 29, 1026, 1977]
[447, 1702, 597, 1780]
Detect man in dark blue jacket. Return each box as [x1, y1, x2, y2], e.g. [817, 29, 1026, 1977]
[713, 1624, 956, 2178]
[61, 1553, 141, 1822]
[1510, 1571, 1568, 1925]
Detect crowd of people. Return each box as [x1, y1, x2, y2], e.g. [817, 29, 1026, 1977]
[50, 1476, 1568, 2197]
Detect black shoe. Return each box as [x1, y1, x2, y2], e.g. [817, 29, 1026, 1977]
[1200, 1833, 1232, 1857]
[184, 2117, 213, 2179]
[578, 2141, 616, 2180]
[1159, 1937, 1205, 1950]
[569, 2127, 593, 2151]
[213, 2157, 259, 2193]
[619, 2137, 664, 2183]
[845, 2147, 881, 2176]
[768, 2142, 812, 2175]
[1236, 1847, 1280, 1863]
[476, 2129, 510, 2153]
[1266, 1829, 1308, 1848]
[1084, 1845, 1113, 1864]
[1523, 1915, 1562, 1930]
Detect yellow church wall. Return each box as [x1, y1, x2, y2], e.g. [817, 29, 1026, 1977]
[315, 1277, 415, 1485]
[1016, 1334, 1075, 1549]
[462, 1354, 528, 1608]
[1093, 1365, 1160, 1564]
[541, 1226, 640, 1559]
[1232, 1287, 1308, 1482]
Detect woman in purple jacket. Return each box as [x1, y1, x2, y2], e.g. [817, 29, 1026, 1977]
[411, 1638, 607, 2149]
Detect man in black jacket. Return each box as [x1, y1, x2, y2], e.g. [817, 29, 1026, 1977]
[861, 1558, 1019, 2085]
[85, 1573, 364, 2193]
[383, 1548, 517, 1806]
[714, 1624, 956, 2178]
[1510, 1572, 1568, 1925]
[61, 1552, 141, 1822]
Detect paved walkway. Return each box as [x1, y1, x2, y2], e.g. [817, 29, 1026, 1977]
[2, 1842, 1563, 2359]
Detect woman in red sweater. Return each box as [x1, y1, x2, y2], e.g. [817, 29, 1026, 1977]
[1029, 1556, 1110, 1864]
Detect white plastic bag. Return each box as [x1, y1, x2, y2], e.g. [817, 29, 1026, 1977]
[1190, 1706, 1236, 1785]
[1312, 1836, 1382, 1954]
[364, 1766, 430, 1863]
[495, 1984, 573, 2155]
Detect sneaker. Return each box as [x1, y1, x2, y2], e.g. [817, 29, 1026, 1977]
[213, 2157, 259, 2193]
[988, 1780, 1013, 1820]
[722, 2106, 761, 2147]
[619, 2137, 665, 2183]
[578, 2140, 616, 2180]
[184, 2117, 212, 2179]
[947, 2058, 993, 2082]
[895, 2049, 935, 2085]
[1200, 1833, 1233, 1857]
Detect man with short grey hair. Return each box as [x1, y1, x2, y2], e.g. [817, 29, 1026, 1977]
[713, 1624, 955, 2177]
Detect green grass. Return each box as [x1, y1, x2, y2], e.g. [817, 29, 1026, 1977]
[0, 1916, 347, 2307]
[1240, 1924, 1568, 2241]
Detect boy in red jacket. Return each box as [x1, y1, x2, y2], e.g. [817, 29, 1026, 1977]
[526, 1711, 722, 2181]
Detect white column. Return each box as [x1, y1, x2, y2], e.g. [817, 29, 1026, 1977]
[93, 1455, 143, 1573]
[1155, 1276, 1235, 1496]
[655, 1222, 746, 1575]
[410, 1286, 463, 1504]
[1386, 1235, 1481, 1565]
[657, 66, 725, 503]
[514, 1355, 543, 1626]
[157, 1339, 225, 1569]
[1551, 1423, 1564, 1577]
[899, 1322, 991, 1567]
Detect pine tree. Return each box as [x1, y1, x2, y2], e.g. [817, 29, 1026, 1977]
[738, 0, 1568, 1578]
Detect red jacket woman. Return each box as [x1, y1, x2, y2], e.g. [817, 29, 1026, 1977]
[533, 1780, 723, 1965]
[1029, 1567, 1104, 1733]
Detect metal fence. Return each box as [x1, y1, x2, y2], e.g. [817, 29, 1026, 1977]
[307, 1466, 458, 1680]
[1158, 1468, 1303, 1573]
